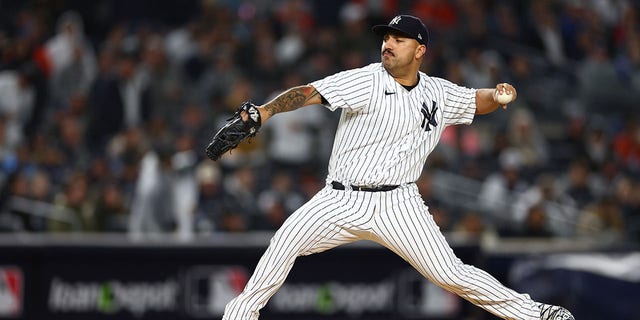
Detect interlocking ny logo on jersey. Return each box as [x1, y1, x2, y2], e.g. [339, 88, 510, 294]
[420, 101, 438, 131]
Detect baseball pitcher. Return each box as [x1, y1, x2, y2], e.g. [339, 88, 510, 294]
[206, 15, 574, 320]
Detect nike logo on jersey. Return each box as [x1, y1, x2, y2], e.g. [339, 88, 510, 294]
[420, 101, 438, 131]
[384, 90, 395, 95]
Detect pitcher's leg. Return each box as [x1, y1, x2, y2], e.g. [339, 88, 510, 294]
[374, 190, 540, 320]
[222, 188, 362, 320]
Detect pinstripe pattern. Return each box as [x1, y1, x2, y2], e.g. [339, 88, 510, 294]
[312, 63, 476, 186]
[371, 185, 540, 320]
[223, 63, 544, 320]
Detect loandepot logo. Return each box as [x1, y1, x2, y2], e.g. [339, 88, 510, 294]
[269, 269, 459, 317]
[270, 281, 395, 316]
[48, 278, 178, 316]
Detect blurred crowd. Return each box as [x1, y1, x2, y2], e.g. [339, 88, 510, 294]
[0, 0, 639, 244]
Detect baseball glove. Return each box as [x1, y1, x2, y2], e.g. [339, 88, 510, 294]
[205, 101, 262, 161]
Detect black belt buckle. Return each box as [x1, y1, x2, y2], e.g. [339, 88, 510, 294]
[331, 181, 346, 190]
[331, 181, 398, 192]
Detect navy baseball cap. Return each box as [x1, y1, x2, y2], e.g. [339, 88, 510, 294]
[372, 15, 429, 46]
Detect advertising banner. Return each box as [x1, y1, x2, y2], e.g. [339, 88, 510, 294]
[0, 241, 480, 320]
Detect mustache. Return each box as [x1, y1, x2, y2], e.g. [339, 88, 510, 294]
[382, 49, 394, 56]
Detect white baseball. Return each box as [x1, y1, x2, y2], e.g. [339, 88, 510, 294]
[496, 92, 513, 105]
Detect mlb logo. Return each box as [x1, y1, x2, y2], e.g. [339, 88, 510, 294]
[0, 267, 23, 316]
[184, 266, 248, 318]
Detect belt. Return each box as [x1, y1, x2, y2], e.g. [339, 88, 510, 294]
[331, 181, 399, 192]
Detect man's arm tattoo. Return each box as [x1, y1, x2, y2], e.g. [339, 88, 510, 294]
[262, 86, 320, 117]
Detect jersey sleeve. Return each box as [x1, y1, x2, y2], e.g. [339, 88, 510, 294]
[309, 67, 373, 112]
[439, 79, 477, 126]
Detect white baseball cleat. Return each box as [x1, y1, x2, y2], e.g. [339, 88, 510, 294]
[539, 303, 575, 320]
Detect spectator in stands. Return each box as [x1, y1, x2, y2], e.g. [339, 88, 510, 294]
[115, 148, 142, 208]
[0, 116, 18, 187]
[521, 204, 553, 238]
[222, 165, 260, 220]
[0, 171, 30, 231]
[453, 211, 494, 240]
[254, 171, 305, 231]
[513, 172, 579, 237]
[612, 176, 640, 242]
[195, 46, 243, 111]
[93, 181, 128, 232]
[557, 159, 595, 210]
[163, 20, 199, 70]
[459, 44, 502, 89]
[489, 2, 527, 46]
[29, 169, 54, 204]
[613, 7, 640, 91]
[177, 104, 208, 150]
[577, 43, 630, 112]
[506, 107, 550, 174]
[31, 132, 67, 186]
[478, 148, 529, 231]
[140, 34, 186, 125]
[589, 159, 622, 200]
[506, 55, 537, 107]
[337, 2, 378, 63]
[412, 0, 458, 34]
[583, 116, 612, 168]
[86, 156, 112, 187]
[250, 20, 282, 96]
[437, 122, 483, 171]
[550, 109, 590, 170]
[50, 171, 96, 232]
[194, 162, 224, 234]
[218, 209, 249, 233]
[456, 0, 489, 46]
[172, 131, 199, 241]
[0, 66, 36, 149]
[300, 50, 339, 85]
[86, 48, 152, 154]
[44, 11, 97, 95]
[46, 11, 97, 118]
[528, 1, 566, 67]
[613, 116, 640, 173]
[576, 196, 625, 242]
[476, 129, 511, 175]
[128, 143, 177, 239]
[54, 116, 90, 170]
[253, 199, 287, 232]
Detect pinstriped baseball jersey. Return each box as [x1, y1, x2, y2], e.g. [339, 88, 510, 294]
[310, 63, 476, 186]
[223, 66, 545, 320]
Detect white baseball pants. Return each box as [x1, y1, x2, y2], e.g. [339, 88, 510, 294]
[223, 184, 541, 320]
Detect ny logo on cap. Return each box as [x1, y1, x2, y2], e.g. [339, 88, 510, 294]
[390, 16, 401, 25]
